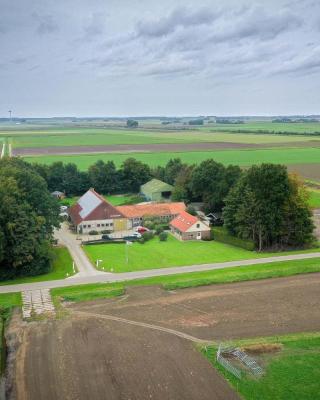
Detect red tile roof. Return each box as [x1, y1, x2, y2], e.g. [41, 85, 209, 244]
[117, 202, 186, 218]
[170, 211, 201, 233]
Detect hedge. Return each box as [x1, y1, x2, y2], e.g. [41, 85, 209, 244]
[212, 228, 255, 251]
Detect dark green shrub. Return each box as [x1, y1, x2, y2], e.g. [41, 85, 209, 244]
[101, 229, 112, 234]
[142, 231, 154, 242]
[212, 228, 254, 251]
[88, 230, 99, 235]
[159, 232, 168, 242]
[155, 224, 164, 235]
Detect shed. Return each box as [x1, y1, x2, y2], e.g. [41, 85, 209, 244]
[140, 179, 173, 202]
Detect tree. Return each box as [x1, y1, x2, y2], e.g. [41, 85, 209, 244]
[0, 160, 59, 279]
[119, 158, 151, 192]
[171, 164, 194, 202]
[88, 160, 118, 194]
[126, 119, 138, 128]
[164, 158, 185, 185]
[190, 159, 241, 212]
[223, 164, 315, 250]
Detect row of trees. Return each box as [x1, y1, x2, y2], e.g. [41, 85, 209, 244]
[0, 158, 60, 279]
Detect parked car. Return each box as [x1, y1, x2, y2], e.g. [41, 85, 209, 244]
[135, 226, 149, 234]
[123, 232, 142, 241]
[60, 205, 68, 212]
[101, 234, 112, 240]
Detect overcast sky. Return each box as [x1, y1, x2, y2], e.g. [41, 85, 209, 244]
[1, 0, 320, 117]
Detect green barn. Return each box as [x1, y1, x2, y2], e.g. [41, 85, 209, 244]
[140, 179, 173, 202]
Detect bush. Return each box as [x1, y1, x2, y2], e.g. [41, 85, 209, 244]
[138, 237, 145, 244]
[186, 205, 197, 216]
[88, 230, 99, 235]
[143, 220, 156, 230]
[142, 231, 154, 242]
[155, 224, 164, 235]
[159, 232, 168, 242]
[212, 228, 254, 251]
[101, 229, 112, 234]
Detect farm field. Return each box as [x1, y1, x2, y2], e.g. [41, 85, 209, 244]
[24, 147, 320, 170]
[8, 273, 320, 400]
[201, 121, 320, 134]
[84, 235, 319, 273]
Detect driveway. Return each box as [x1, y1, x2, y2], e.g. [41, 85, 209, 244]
[54, 223, 105, 277]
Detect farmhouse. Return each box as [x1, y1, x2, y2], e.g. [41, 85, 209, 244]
[68, 189, 127, 234]
[140, 179, 173, 201]
[170, 211, 211, 241]
[117, 202, 186, 228]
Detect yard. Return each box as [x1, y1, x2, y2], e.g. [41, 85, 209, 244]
[0, 246, 74, 286]
[83, 234, 320, 273]
[307, 188, 320, 209]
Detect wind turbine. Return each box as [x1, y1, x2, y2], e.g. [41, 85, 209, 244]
[8, 110, 12, 121]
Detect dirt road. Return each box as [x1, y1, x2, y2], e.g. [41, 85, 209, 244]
[8, 273, 320, 400]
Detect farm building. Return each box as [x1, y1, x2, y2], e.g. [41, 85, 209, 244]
[140, 179, 173, 201]
[68, 189, 127, 234]
[170, 211, 211, 241]
[51, 190, 65, 200]
[117, 202, 186, 228]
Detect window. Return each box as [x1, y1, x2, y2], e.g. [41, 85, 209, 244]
[101, 224, 105, 227]
[88, 225, 91, 228]
[196, 223, 200, 228]
[110, 223, 113, 226]
[83, 225, 86, 228]
[97, 224, 100, 227]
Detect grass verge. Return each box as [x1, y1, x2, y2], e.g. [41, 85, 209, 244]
[0, 246, 74, 286]
[202, 332, 320, 400]
[51, 257, 320, 303]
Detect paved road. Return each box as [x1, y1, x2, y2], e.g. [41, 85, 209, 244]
[54, 223, 105, 277]
[1, 250, 320, 294]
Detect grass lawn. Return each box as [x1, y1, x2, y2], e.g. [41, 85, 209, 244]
[24, 147, 320, 170]
[307, 188, 320, 209]
[83, 235, 320, 273]
[51, 257, 320, 304]
[203, 332, 320, 400]
[60, 194, 142, 207]
[0, 246, 74, 286]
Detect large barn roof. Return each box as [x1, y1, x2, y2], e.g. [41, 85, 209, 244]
[141, 179, 173, 193]
[69, 189, 123, 225]
[117, 202, 186, 218]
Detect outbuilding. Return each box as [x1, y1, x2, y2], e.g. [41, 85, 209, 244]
[140, 179, 173, 202]
[170, 211, 211, 241]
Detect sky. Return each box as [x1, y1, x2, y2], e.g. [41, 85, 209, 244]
[1, 0, 320, 117]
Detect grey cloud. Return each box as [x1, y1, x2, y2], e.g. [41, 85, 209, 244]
[136, 6, 219, 38]
[33, 13, 59, 35]
[82, 13, 107, 39]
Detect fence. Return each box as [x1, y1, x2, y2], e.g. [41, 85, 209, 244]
[216, 344, 242, 379]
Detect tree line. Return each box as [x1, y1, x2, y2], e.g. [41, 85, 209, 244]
[0, 155, 315, 280]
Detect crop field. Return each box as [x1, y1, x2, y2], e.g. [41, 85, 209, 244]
[8, 273, 320, 399]
[23, 147, 320, 170]
[202, 121, 320, 134]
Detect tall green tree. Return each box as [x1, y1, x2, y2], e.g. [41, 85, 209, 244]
[119, 158, 151, 192]
[223, 164, 315, 250]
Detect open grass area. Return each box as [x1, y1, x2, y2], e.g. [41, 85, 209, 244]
[0, 246, 74, 286]
[60, 194, 142, 207]
[51, 257, 320, 303]
[307, 188, 320, 209]
[203, 332, 320, 400]
[0, 293, 21, 309]
[24, 147, 320, 170]
[84, 234, 319, 273]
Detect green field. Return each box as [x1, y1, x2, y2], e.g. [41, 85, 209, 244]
[202, 121, 320, 134]
[203, 332, 320, 400]
[308, 189, 320, 209]
[24, 147, 320, 170]
[0, 246, 74, 286]
[83, 235, 319, 273]
[51, 257, 320, 303]
[3, 125, 320, 149]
